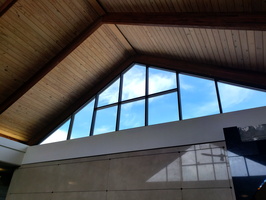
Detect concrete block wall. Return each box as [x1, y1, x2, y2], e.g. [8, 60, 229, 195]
[6, 141, 235, 200]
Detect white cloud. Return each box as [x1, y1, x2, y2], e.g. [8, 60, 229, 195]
[98, 66, 179, 105]
[41, 129, 68, 144]
[218, 84, 251, 109]
[98, 80, 119, 106]
[179, 79, 194, 91]
[120, 112, 143, 128]
[149, 73, 176, 94]
[194, 101, 219, 117]
[93, 126, 113, 135]
[122, 69, 145, 100]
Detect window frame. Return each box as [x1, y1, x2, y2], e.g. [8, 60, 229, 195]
[40, 62, 266, 144]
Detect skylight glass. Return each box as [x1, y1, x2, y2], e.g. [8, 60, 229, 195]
[218, 82, 266, 113]
[71, 99, 95, 139]
[93, 106, 118, 135]
[122, 64, 146, 101]
[41, 119, 70, 144]
[179, 74, 220, 120]
[98, 78, 120, 107]
[148, 92, 179, 125]
[119, 99, 145, 130]
[148, 67, 177, 94]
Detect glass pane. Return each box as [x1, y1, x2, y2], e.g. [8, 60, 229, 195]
[179, 74, 220, 120]
[98, 78, 120, 107]
[71, 99, 95, 139]
[93, 106, 117, 135]
[119, 99, 145, 130]
[148, 92, 179, 125]
[218, 82, 266, 113]
[122, 64, 146, 101]
[41, 119, 70, 144]
[148, 67, 177, 94]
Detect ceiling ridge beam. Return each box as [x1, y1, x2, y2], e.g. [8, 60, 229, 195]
[102, 12, 266, 30]
[135, 55, 266, 90]
[0, 17, 103, 114]
[89, 0, 107, 15]
[2, 12, 266, 114]
[106, 24, 137, 55]
[0, 0, 17, 17]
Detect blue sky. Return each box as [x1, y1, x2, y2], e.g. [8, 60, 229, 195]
[41, 64, 266, 144]
[179, 74, 220, 119]
[41, 119, 70, 144]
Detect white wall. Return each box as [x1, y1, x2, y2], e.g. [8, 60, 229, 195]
[22, 106, 266, 164]
[0, 137, 28, 165]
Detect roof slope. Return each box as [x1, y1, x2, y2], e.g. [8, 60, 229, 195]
[0, 0, 266, 144]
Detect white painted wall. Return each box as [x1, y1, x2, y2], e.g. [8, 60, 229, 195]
[22, 106, 266, 164]
[0, 137, 28, 165]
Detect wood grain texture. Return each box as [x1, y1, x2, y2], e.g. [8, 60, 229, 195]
[0, 24, 133, 144]
[103, 13, 266, 31]
[0, 0, 17, 16]
[0, 0, 100, 105]
[118, 25, 266, 73]
[99, 0, 266, 12]
[1, 0, 266, 144]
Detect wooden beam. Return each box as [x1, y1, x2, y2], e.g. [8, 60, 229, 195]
[2, 12, 265, 115]
[27, 56, 136, 145]
[103, 12, 266, 30]
[135, 55, 266, 90]
[0, 0, 17, 17]
[0, 17, 103, 114]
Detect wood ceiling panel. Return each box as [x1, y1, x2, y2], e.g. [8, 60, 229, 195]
[0, 0, 100, 105]
[99, 0, 266, 13]
[1, 0, 266, 144]
[183, 27, 206, 62]
[254, 31, 264, 71]
[0, 24, 133, 143]
[215, 30, 234, 65]
[0, 126, 27, 142]
[264, 32, 266, 69]
[0, 103, 49, 142]
[118, 25, 266, 73]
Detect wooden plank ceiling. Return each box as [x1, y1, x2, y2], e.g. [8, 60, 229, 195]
[0, 0, 266, 144]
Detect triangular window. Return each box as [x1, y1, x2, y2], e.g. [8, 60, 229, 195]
[122, 64, 146, 101]
[70, 99, 95, 139]
[98, 78, 120, 107]
[41, 63, 266, 144]
[41, 119, 70, 144]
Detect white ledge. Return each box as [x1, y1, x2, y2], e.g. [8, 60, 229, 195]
[22, 106, 266, 164]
